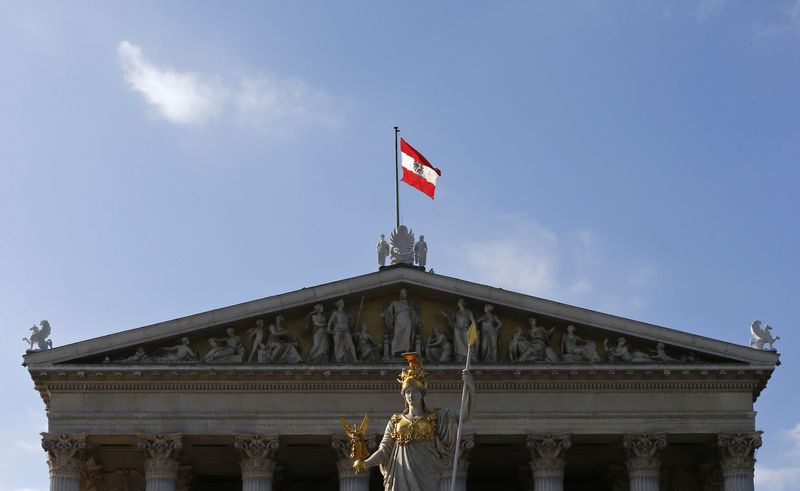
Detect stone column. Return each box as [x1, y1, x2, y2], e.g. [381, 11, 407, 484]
[526, 433, 571, 491]
[440, 433, 475, 491]
[41, 433, 87, 491]
[623, 433, 666, 491]
[331, 434, 378, 491]
[234, 434, 279, 491]
[137, 434, 183, 491]
[717, 432, 762, 491]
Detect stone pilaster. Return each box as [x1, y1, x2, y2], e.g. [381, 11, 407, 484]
[137, 434, 182, 491]
[623, 433, 666, 491]
[235, 434, 279, 491]
[332, 434, 378, 491]
[527, 433, 571, 491]
[717, 432, 762, 491]
[41, 433, 87, 491]
[440, 433, 475, 491]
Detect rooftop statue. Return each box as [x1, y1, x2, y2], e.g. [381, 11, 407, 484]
[750, 320, 780, 351]
[350, 353, 475, 491]
[414, 235, 428, 269]
[377, 234, 390, 267]
[389, 226, 415, 265]
[23, 320, 53, 352]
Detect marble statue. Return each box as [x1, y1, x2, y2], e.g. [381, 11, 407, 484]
[389, 225, 415, 265]
[246, 320, 266, 362]
[649, 342, 679, 363]
[749, 320, 780, 351]
[355, 324, 382, 362]
[560, 325, 601, 363]
[414, 235, 428, 268]
[265, 315, 302, 363]
[508, 326, 537, 362]
[204, 328, 245, 362]
[425, 325, 452, 362]
[377, 234, 390, 267]
[304, 304, 332, 363]
[477, 304, 502, 362]
[353, 353, 475, 491]
[604, 337, 651, 362]
[328, 299, 359, 363]
[527, 317, 558, 362]
[115, 346, 150, 363]
[23, 320, 53, 351]
[380, 288, 421, 356]
[151, 337, 198, 363]
[440, 299, 477, 362]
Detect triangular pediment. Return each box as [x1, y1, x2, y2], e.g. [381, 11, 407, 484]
[22, 267, 779, 368]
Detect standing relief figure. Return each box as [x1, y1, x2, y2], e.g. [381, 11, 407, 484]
[246, 319, 266, 362]
[380, 288, 421, 357]
[477, 304, 502, 362]
[303, 304, 332, 363]
[328, 299, 359, 363]
[377, 234, 390, 267]
[440, 299, 477, 362]
[560, 325, 601, 363]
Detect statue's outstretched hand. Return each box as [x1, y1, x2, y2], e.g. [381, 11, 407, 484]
[353, 459, 367, 473]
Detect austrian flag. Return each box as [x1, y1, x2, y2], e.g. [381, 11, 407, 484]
[400, 138, 442, 199]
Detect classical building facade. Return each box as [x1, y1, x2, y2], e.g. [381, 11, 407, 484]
[24, 267, 778, 491]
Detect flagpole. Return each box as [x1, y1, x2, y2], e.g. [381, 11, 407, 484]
[394, 126, 400, 229]
[450, 325, 475, 491]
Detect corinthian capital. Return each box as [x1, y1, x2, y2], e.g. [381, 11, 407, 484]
[527, 433, 572, 475]
[41, 432, 88, 478]
[717, 432, 762, 475]
[623, 433, 667, 476]
[234, 434, 279, 479]
[441, 433, 476, 473]
[137, 433, 183, 478]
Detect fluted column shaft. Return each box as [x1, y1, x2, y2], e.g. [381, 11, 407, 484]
[527, 433, 571, 491]
[718, 432, 762, 491]
[41, 433, 87, 491]
[623, 433, 666, 491]
[138, 434, 183, 491]
[236, 434, 280, 491]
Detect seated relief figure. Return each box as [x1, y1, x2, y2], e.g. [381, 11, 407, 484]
[560, 325, 602, 363]
[527, 317, 558, 362]
[353, 353, 475, 491]
[650, 342, 679, 363]
[604, 337, 651, 363]
[204, 328, 245, 363]
[151, 337, 198, 363]
[477, 304, 502, 362]
[355, 324, 382, 362]
[425, 325, 452, 363]
[303, 304, 332, 363]
[264, 315, 303, 364]
[508, 326, 537, 362]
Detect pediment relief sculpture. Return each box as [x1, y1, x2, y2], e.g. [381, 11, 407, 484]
[95, 292, 718, 366]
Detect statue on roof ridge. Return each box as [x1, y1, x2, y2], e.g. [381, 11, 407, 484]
[23, 320, 53, 352]
[389, 226, 415, 265]
[750, 320, 780, 351]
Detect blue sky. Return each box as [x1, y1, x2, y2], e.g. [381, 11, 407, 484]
[1, 1, 798, 489]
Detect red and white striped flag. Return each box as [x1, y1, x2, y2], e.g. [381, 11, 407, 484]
[400, 138, 441, 199]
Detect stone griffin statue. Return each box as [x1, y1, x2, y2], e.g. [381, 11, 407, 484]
[389, 225, 415, 265]
[749, 320, 779, 351]
[23, 320, 53, 351]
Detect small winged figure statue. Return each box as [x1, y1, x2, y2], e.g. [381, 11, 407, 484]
[749, 320, 780, 351]
[340, 415, 370, 462]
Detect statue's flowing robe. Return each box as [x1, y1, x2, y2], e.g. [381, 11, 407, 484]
[307, 316, 331, 363]
[451, 310, 477, 361]
[376, 408, 458, 491]
[385, 300, 416, 354]
[329, 311, 358, 363]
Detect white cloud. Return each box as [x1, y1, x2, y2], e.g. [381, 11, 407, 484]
[117, 40, 341, 134]
[117, 41, 226, 125]
[755, 423, 800, 490]
[456, 215, 654, 315]
[695, 0, 726, 23]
